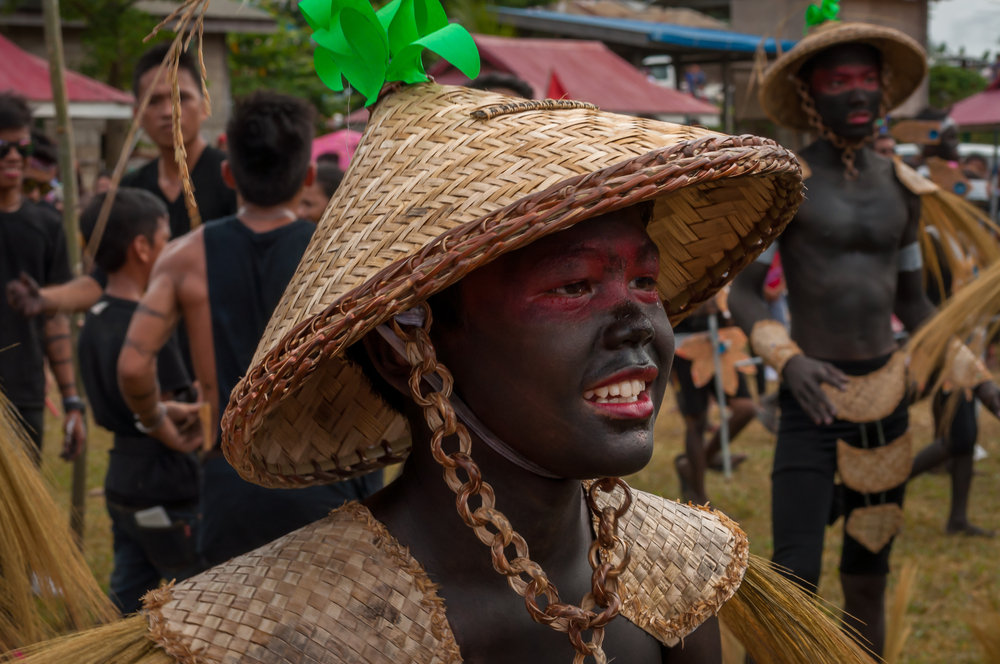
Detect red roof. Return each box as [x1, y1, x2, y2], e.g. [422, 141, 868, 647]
[950, 77, 1000, 131]
[428, 35, 718, 117]
[0, 33, 134, 105]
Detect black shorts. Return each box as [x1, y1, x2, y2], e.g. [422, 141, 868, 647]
[772, 353, 908, 587]
[672, 355, 751, 417]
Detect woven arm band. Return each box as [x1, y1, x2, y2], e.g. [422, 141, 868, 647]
[750, 320, 803, 376]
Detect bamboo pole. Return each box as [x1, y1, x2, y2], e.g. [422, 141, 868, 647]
[41, 0, 88, 543]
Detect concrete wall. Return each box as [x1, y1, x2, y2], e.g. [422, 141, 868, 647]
[730, 0, 929, 130]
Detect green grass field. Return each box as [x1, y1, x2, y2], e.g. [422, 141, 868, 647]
[38, 386, 998, 662]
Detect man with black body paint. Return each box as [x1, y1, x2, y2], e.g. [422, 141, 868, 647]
[731, 40, 1000, 654]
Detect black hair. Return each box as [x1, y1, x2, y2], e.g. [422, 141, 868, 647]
[0, 93, 32, 132]
[315, 162, 344, 199]
[132, 43, 202, 97]
[316, 152, 340, 167]
[97, 169, 113, 179]
[226, 91, 315, 207]
[80, 187, 168, 273]
[467, 73, 534, 100]
[30, 131, 57, 166]
[916, 107, 950, 121]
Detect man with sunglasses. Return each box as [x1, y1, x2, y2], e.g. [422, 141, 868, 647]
[0, 93, 85, 460]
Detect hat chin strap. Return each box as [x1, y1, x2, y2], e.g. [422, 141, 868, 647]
[375, 322, 561, 479]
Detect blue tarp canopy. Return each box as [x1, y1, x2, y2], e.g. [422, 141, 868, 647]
[492, 7, 797, 58]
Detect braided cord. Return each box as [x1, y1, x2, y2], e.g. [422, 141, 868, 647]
[793, 76, 886, 181]
[393, 302, 634, 664]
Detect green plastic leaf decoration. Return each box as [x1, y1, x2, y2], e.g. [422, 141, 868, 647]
[301, 0, 481, 106]
[805, 0, 840, 33]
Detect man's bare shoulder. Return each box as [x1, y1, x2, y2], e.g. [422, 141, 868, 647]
[155, 227, 207, 276]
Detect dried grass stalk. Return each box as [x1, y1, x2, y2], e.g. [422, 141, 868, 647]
[907, 258, 1000, 397]
[0, 393, 118, 651]
[883, 561, 917, 664]
[720, 556, 876, 664]
[9, 615, 172, 664]
[968, 602, 1000, 663]
[919, 188, 1000, 297]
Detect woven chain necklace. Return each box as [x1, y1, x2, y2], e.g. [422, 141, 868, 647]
[388, 302, 633, 664]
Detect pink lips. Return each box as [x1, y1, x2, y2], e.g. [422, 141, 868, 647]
[583, 367, 658, 420]
[848, 111, 873, 125]
[586, 390, 655, 420]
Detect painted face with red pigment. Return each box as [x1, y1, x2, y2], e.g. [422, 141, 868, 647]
[804, 43, 882, 141]
[429, 205, 674, 479]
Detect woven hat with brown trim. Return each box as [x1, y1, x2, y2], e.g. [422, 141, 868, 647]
[760, 21, 927, 132]
[221, 82, 803, 489]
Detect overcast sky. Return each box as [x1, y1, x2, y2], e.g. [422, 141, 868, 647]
[929, 0, 1000, 58]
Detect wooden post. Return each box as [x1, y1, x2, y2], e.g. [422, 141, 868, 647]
[41, 0, 88, 544]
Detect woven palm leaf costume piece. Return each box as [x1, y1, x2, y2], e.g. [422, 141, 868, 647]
[10, 3, 880, 664]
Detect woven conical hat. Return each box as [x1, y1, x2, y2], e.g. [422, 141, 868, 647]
[222, 82, 803, 488]
[760, 21, 927, 132]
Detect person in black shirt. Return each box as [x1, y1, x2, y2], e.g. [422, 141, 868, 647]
[78, 188, 205, 613]
[5, 44, 237, 319]
[117, 91, 382, 567]
[0, 93, 84, 458]
[670, 300, 756, 505]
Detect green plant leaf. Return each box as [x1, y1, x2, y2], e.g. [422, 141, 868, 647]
[302, 0, 480, 104]
[804, 0, 840, 32]
[385, 22, 480, 84]
[313, 47, 345, 91]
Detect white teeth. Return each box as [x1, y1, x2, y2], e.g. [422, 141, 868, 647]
[585, 379, 647, 403]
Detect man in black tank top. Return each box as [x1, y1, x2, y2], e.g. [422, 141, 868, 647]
[117, 91, 382, 567]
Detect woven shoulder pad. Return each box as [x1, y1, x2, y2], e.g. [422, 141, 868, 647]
[146, 504, 461, 664]
[893, 158, 938, 195]
[597, 488, 749, 647]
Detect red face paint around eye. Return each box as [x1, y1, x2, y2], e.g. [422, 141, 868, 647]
[809, 64, 880, 96]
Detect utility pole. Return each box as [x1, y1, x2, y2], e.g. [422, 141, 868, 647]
[41, 0, 88, 543]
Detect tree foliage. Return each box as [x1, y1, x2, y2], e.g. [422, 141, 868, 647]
[929, 63, 987, 109]
[59, 0, 167, 89]
[227, 0, 360, 124]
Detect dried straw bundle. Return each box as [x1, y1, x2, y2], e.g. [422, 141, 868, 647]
[9, 615, 170, 664]
[0, 394, 118, 652]
[720, 556, 875, 664]
[968, 603, 1000, 663]
[883, 561, 918, 664]
[907, 258, 1000, 397]
[918, 187, 1000, 297]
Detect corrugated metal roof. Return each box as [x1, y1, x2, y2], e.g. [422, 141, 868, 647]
[0, 33, 134, 105]
[951, 77, 1000, 131]
[428, 35, 719, 116]
[493, 7, 796, 54]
